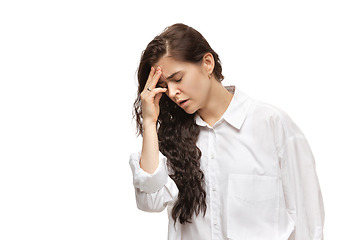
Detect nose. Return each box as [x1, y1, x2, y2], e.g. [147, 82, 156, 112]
[167, 82, 180, 99]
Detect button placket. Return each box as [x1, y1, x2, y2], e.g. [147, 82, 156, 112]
[209, 128, 221, 239]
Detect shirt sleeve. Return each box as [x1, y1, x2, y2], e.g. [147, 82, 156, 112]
[279, 135, 325, 240]
[129, 151, 179, 212]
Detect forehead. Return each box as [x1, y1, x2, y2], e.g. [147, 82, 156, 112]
[154, 56, 185, 77]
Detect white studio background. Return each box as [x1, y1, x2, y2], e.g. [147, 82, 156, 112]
[0, 0, 359, 239]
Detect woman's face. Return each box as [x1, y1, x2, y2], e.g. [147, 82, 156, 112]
[155, 55, 212, 114]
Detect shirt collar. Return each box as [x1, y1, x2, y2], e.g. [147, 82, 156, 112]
[195, 86, 253, 130]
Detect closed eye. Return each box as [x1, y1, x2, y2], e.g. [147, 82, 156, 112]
[156, 78, 181, 88]
[157, 81, 167, 88]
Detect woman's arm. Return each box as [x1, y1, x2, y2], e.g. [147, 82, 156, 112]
[139, 66, 167, 174]
[140, 121, 160, 174]
[129, 66, 179, 212]
[270, 107, 324, 239]
[129, 151, 178, 212]
[280, 136, 325, 240]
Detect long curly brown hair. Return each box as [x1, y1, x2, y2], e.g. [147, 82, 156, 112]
[133, 23, 224, 224]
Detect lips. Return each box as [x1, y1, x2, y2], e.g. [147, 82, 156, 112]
[177, 99, 189, 108]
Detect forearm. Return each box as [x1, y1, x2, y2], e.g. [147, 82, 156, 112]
[129, 151, 179, 212]
[140, 121, 160, 174]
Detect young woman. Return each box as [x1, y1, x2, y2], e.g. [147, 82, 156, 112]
[130, 23, 325, 240]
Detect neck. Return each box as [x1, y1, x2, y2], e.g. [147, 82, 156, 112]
[197, 81, 233, 127]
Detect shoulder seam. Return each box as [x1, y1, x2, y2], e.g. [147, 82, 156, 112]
[251, 100, 291, 138]
[278, 134, 307, 156]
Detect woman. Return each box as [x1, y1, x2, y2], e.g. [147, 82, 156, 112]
[130, 23, 324, 240]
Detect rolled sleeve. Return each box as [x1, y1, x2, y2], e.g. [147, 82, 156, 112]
[129, 151, 169, 194]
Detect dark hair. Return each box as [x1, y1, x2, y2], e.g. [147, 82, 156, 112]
[133, 23, 224, 224]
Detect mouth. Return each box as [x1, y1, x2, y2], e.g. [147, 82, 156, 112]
[177, 99, 189, 108]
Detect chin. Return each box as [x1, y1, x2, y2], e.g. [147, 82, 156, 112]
[183, 106, 198, 115]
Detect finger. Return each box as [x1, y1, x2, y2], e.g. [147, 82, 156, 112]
[148, 67, 162, 90]
[144, 67, 156, 89]
[154, 88, 167, 105]
[142, 86, 166, 99]
[149, 87, 167, 97]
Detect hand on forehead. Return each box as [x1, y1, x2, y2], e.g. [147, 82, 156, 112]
[153, 56, 184, 81]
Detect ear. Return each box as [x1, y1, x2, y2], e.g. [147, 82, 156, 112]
[202, 53, 215, 75]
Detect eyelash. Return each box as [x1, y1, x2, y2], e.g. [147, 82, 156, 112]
[157, 78, 182, 88]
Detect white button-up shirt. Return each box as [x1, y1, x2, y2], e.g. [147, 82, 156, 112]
[129, 86, 325, 240]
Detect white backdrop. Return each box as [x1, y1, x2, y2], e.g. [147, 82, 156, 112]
[1, 0, 359, 239]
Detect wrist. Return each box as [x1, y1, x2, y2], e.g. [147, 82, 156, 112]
[143, 120, 157, 130]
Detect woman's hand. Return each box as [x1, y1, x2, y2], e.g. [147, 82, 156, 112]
[140, 66, 167, 126]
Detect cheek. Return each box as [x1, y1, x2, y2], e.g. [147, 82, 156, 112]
[188, 76, 208, 96]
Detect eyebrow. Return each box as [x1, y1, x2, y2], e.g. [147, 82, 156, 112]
[164, 71, 181, 80]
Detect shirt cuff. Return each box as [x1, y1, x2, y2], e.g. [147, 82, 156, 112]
[129, 151, 169, 194]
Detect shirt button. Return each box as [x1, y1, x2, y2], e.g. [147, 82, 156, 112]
[214, 221, 218, 225]
[211, 154, 215, 159]
[212, 187, 216, 191]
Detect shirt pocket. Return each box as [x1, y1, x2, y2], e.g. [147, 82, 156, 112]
[227, 174, 279, 240]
